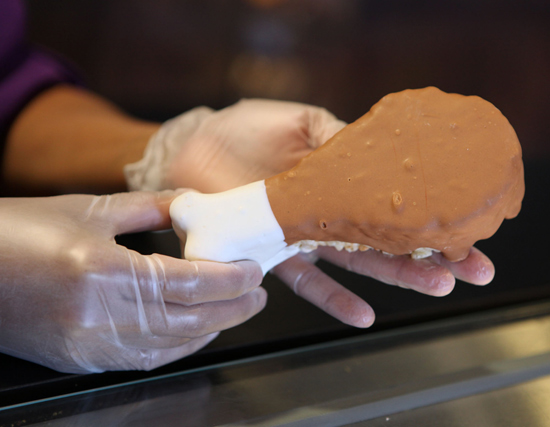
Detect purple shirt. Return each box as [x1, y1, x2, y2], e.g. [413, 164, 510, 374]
[0, 0, 81, 148]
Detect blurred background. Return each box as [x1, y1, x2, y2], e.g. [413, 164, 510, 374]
[26, 0, 550, 160]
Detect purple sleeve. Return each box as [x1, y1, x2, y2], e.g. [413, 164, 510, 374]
[0, 0, 82, 141]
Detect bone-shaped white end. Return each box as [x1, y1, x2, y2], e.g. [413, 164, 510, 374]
[169, 180, 299, 274]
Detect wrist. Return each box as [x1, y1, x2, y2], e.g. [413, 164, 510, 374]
[3, 85, 162, 195]
[124, 106, 214, 191]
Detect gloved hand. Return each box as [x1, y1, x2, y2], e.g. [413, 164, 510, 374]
[124, 99, 346, 193]
[126, 99, 495, 330]
[0, 191, 265, 373]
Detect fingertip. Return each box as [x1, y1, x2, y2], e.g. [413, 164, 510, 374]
[431, 247, 495, 287]
[149, 189, 193, 210]
[472, 255, 495, 286]
[252, 286, 268, 309]
[473, 247, 496, 285]
[309, 106, 347, 147]
[339, 298, 375, 328]
[459, 247, 496, 286]
[232, 260, 264, 288]
[432, 272, 456, 297]
[101, 191, 177, 234]
[356, 306, 376, 328]
[243, 287, 268, 320]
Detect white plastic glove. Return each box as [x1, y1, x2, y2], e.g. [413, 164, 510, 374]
[0, 191, 265, 373]
[124, 99, 346, 193]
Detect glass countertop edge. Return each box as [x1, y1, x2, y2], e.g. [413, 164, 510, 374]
[2, 297, 550, 413]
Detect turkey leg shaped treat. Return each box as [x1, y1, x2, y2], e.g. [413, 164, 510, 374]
[170, 87, 524, 273]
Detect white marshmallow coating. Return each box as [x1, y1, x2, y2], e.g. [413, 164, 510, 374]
[170, 181, 298, 273]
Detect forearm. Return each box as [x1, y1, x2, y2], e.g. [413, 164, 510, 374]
[2, 84, 160, 195]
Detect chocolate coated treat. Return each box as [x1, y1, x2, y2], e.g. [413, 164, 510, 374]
[266, 87, 524, 261]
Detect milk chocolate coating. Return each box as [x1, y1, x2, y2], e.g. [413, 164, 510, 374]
[265, 87, 525, 261]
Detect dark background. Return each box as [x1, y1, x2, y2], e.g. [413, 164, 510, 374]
[26, 0, 550, 160]
[1, 0, 549, 408]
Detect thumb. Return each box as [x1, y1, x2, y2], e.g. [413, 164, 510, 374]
[86, 189, 188, 235]
[307, 106, 347, 149]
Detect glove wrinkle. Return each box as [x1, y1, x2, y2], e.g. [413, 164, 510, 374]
[83, 195, 102, 222]
[186, 261, 202, 303]
[126, 250, 152, 337]
[65, 336, 103, 374]
[97, 287, 122, 346]
[144, 254, 169, 328]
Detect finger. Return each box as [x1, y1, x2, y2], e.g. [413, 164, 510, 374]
[153, 255, 264, 304]
[149, 287, 268, 339]
[103, 286, 266, 344]
[317, 247, 456, 297]
[272, 255, 374, 328]
[307, 106, 347, 149]
[430, 247, 495, 285]
[113, 251, 263, 305]
[85, 189, 188, 235]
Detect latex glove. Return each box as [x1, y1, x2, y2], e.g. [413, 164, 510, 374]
[0, 191, 265, 374]
[124, 99, 346, 193]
